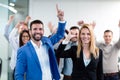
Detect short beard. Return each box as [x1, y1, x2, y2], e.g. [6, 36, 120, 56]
[32, 34, 42, 41]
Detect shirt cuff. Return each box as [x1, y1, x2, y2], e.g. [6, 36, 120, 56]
[62, 40, 69, 44]
[59, 21, 66, 23]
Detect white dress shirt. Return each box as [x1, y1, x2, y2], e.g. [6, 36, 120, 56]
[31, 40, 52, 80]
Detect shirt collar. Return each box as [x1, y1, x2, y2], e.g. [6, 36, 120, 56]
[104, 41, 113, 46]
[30, 40, 43, 48]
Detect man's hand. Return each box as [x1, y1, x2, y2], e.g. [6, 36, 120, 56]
[65, 30, 76, 41]
[47, 22, 57, 34]
[15, 22, 25, 33]
[25, 16, 31, 24]
[77, 20, 84, 26]
[56, 4, 64, 21]
[90, 21, 96, 29]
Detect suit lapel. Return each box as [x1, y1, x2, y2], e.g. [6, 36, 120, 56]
[80, 51, 86, 67]
[27, 41, 41, 69]
[41, 37, 60, 79]
[80, 51, 94, 67]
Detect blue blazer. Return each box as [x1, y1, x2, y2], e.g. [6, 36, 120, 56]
[15, 22, 66, 80]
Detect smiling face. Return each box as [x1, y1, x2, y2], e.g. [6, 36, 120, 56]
[103, 31, 113, 45]
[80, 28, 91, 45]
[22, 32, 30, 44]
[19, 30, 30, 47]
[70, 29, 79, 42]
[30, 23, 44, 42]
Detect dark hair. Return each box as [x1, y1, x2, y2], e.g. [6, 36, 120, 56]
[104, 30, 113, 34]
[65, 29, 69, 34]
[19, 30, 30, 47]
[30, 20, 44, 30]
[70, 26, 79, 30]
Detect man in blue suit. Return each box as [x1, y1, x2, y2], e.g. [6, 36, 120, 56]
[15, 5, 66, 80]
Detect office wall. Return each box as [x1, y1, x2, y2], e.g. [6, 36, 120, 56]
[29, 0, 120, 41]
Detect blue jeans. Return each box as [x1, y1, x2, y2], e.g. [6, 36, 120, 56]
[104, 74, 119, 80]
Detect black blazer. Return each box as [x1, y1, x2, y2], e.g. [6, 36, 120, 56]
[56, 43, 104, 80]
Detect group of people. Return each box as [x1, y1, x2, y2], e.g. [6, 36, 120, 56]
[4, 14, 31, 79]
[3, 4, 120, 80]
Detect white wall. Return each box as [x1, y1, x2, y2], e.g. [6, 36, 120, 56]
[29, 0, 120, 41]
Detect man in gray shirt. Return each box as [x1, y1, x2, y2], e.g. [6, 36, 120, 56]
[96, 21, 120, 80]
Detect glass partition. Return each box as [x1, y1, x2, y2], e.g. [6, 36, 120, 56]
[0, 0, 29, 80]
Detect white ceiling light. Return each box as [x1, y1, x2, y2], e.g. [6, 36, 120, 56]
[9, 3, 15, 7]
[0, 3, 17, 13]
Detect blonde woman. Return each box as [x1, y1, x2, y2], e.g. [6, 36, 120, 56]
[56, 24, 103, 80]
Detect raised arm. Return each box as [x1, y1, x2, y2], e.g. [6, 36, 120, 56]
[90, 21, 96, 29]
[50, 4, 66, 45]
[24, 16, 31, 24]
[77, 20, 84, 26]
[55, 43, 76, 58]
[47, 22, 57, 34]
[9, 22, 21, 50]
[56, 4, 64, 21]
[4, 15, 14, 41]
[116, 20, 120, 49]
[77, 20, 96, 29]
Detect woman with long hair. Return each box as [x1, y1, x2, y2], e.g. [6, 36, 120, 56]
[56, 24, 103, 80]
[19, 30, 30, 47]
